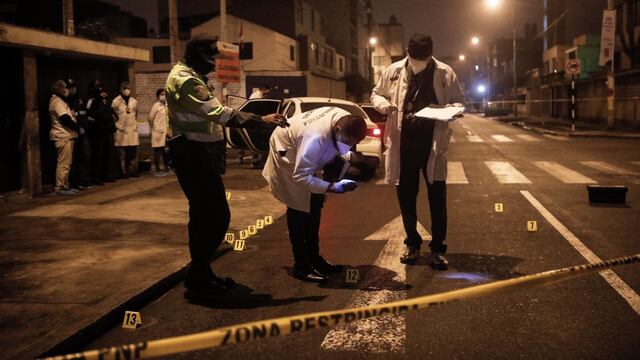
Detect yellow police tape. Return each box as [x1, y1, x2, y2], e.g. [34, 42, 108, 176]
[43, 253, 640, 360]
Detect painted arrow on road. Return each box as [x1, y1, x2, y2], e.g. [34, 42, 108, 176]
[321, 216, 430, 353]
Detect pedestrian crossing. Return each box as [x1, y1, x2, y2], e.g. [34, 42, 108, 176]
[375, 160, 640, 185]
[450, 133, 558, 143]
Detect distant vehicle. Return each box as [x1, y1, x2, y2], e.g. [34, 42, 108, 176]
[225, 96, 382, 177]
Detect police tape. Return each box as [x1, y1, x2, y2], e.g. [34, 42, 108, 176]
[42, 253, 640, 360]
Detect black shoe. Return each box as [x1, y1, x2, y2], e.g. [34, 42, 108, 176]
[312, 256, 344, 274]
[429, 252, 449, 271]
[293, 266, 328, 283]
[104, 177, 116, 183]
[400, 247, 420, 264]
[211, 274, 236, 289]
[118, 174, 129, 179]
[129, 173, 140, 178]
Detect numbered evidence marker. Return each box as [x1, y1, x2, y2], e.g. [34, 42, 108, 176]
[495, 203, 504, 212]
[248, 225, 257, 235]
[122, 311, 142, 329]
[240, 230, 249, 240]
[256, 219, 265, 230]
[264, 215, 273, 225]
[527, 221, 538, 232]
[345, 269, 359, 284]
[234, 239, 246, 251]
[225, 233, 235, 245]
[226, 192, 231, 200]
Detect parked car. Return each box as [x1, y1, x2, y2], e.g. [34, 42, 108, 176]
[359, 103, 386, 149]
[225, 96, 382, 177]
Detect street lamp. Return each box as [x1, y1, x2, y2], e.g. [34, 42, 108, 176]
[471, 36, 480, 46]
[459, 54, 466, 61]
[369, 36, 378, 46]
[485, 0, 501, 9]
[485, 0, 517, 113]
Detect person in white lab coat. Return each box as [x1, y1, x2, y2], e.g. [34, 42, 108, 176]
[112, 81, 140, 178]
[148, 88, 172, 176]
[371, 33, 464, 270]
[249, 84, 270, 99]
[263, 107, 367, 282]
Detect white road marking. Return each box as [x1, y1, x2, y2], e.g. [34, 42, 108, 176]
[580, 161, 640, 177]
[485, 161, 532, 184]
[466, 130, 473, 136]
[491, 135, 514, 142]
[450, 136, 456, 143]
[375, 178, 388, 185]
[534, 161, 597, 184]
[543, 134, 570, 141]
[321, 216, 430, 353]
[517, 134, 542, 142]
[520, 190, 640, 315]
[467, 135, 484, 142]
[631, 161, 640, 166]
[447, 162, 469, 184]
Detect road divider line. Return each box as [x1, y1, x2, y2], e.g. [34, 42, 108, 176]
[447, 162, 469, 184]
[321, 216, 429, 353]
[534, 161, 597, 184]
[41, 254, 640, 360]
[485, 161, 532, 184]
[520, 190, 640, 315]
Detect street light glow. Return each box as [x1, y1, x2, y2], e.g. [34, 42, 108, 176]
[485, 0, 501, 9]
[369, 37, 378, 46]
[475, 65, 480, 71]
[477, 84, 486, 94]
[459, 54, 466, 61]
[471, 36, 480, 46]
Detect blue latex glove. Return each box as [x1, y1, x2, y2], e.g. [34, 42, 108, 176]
[331, 179, 358, 193]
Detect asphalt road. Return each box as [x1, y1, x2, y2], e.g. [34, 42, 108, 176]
[87, 114, 640, 359]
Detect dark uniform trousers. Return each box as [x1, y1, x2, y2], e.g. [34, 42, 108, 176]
[286, 194, 325, 268]
[169, 135, 230, 280]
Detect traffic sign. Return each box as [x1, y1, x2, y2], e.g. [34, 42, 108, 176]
[566, 59, 581, 75]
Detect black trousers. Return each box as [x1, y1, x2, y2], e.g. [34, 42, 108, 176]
[89, 131, 115, 181]
[153, 147, 169, 172]
[70, 134, 92, 187]
[169, 136, 230, 280]
[397, 143, 447, 253]
[286, 194, 325, 268]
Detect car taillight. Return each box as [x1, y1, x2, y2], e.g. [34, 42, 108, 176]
[367, 128, 381, 137]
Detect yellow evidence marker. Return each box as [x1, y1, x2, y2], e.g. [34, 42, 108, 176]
[265, 215, 273, 225]
[225, 233, 235, 245]
[234, 239, 246, 251]
[240, 230, 249, 240]
[226, 192, 231, 200]
[256, 219, 265, 229]
[345, 269, 359, 284]
[122, 311, 142, 329]
[248, 225, 257, 235]
[527, 221, 538, 232]
[495, 203, 504, 212]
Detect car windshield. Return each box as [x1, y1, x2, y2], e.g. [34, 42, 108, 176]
[300, 102, 368, 119]
[361, 106, 386, 123]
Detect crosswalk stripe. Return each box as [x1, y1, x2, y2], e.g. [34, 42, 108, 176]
[631, 161, 640, 167]
[491, 135, 514, 142]
[447, 162, 469, 184]
[321, 216, 430, 353]
[580, 161, 640, 177]
[543, 134, 570, 141]
[485, 161, 532, 184]
[517, 134, 542, 142]
[467, 135, 483, 142]
[450, 136, 456, 143]
[534, 161, 597, 184]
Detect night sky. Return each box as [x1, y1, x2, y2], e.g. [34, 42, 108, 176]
[104, 0, 544, 57]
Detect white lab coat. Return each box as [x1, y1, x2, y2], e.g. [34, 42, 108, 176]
[148, 101, 168, 148]
[262, 107, 351, 213]
[112, 95, 139, 147]
[371, 57, 465, 185]
[249, 90, 264, 99]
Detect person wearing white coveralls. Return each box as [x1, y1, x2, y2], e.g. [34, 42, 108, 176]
[148, 88, 172, 176]
[371, 33, 465, 270]
[112, 81, 139, 178]
[263, 107, 367, 282]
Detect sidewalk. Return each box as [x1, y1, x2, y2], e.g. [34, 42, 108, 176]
[0, 165, 285, 359]
[490, 115, 640, 139]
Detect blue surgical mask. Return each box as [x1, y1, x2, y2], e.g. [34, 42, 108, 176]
[336, 141, 352, 154]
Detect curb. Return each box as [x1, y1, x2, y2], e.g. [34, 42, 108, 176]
[506, 121, 640, 139]
[38, 264, 189, 358]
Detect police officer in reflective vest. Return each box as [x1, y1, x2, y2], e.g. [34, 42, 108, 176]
[166, 35, 287, 299]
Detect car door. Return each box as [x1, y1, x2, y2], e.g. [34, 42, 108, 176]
[235, 98, 282, 152]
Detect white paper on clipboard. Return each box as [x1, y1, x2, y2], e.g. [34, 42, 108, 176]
[414, 105, 465, 122]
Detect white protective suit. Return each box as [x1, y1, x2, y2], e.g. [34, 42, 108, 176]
[371, 57, 465, 185]
[148, 101, 168, 148]
[262, 107, 351, 213]
[112, 95, 139, 147]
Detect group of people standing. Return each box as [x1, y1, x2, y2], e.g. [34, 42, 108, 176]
[48, 79, 172, 196]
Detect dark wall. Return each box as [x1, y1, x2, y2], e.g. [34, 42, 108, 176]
[246, 75, 307, 100]
[0, 47, 25, 193]
[230, 0, 296, 38]
[36, 55, 129, 185]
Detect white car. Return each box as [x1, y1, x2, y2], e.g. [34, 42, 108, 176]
[226, 96, 383, 177]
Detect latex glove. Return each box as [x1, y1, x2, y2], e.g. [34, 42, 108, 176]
[383, 104, 398, 115]
[330, 179, 358, 194]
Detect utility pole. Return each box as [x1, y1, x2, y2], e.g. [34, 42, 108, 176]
[220, 0, 227, 42]
[168, 0, 179, 65]
[512, 4, 518, 117]
[62, 0, 74, 36]
[606, 0, 616, 129]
